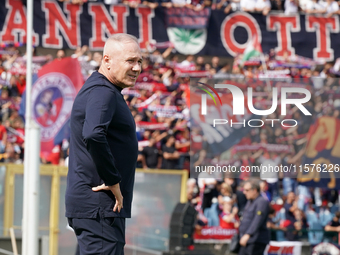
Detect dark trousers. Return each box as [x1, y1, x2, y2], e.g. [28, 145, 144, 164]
[238, 242, 267, 255]
[68, 214, 126, 255]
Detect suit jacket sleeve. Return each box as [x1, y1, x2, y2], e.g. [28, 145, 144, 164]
[245, 198, 269, 236]
[82, 85, 122, 186]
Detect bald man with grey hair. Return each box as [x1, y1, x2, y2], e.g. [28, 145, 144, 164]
[103, 33, 138, 54]
[66, 33, 143, 255]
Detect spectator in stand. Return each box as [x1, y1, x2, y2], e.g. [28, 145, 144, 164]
[205, 182, 233, 226]
[260, 181, 271, 201]
[0, 89, 12, 121]
[204, 63, 212, 73]
[167, 55, 179, 68]
[187, 178, 200, 207]
[15, 74, 26, 96]
[89, 52, 102, 71]
[195, 56, 205, 71]
[271, 0, 283, 9]
[2, 50, 18, 71]
[255, 0, 272, 15]
[219, 182, 233, 202]
[216, 63, 230, 75]
[147, 44, 173, 66]
[189, 0, 210, 10]
[8, 76, 20, 97]
[284, 0, 299, 14]
[267, 206, 287, 241]
[142, 0, 160, 8]
[141, 137, 162, 169]
[257, 150, 280, 200]
[321, 0, 339, 16]
[71, 46, 86, 60]
[56, 49, 66, 60]
[162, 69, 179, 92]
[11, 117, 25, 146]
[240, 0, 257, 12]
[4, 142, 17, 163]
[324, 212, 340, 243]
[320, 62, 334, 78]
[178, 55, 195, 69]
[224, 177, 237, 194]
[228, 0, 241, 11]
[212, 0, 229, 10]
[305, 0, 324, 13]
[175, 128, 190, 169]
[283, 191, 298, 226]
[319, 200, 333, 227]
[211, 56, 221, 72]
[171, 0, 186, 7]
[285, 208, 307, 241]
[123, 0, 141, 8]
[162, 135, 180, 169]
[220, 196, 239, 229]
[198, 173, 219, 212]
[298, 0, 310, 11]
[281, 153, 298, 196]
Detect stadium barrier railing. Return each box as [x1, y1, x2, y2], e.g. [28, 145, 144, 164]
[1, 164, 188, 255]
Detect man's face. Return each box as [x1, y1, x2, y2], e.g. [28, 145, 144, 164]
[243, 183, 257, 200]
[106, 41, 142, 88]
[57, 50, 65, 59]
[149, 138, 155, 147]
[287, 192, 295, 202]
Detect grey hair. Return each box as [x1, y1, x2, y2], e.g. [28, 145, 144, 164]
[245, 179, 261, 193]
[103, 33, 138, 55]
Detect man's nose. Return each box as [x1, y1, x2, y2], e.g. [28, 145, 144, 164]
[132, 62, 141, 72]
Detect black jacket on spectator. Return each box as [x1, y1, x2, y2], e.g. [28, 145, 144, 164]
[65, 72, 138, 219]
[239, 195, 270, 244]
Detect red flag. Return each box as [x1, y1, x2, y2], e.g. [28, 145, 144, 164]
[31, 57, 83, 162]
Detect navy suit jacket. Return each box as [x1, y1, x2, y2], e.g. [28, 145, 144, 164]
[65, 71, 138, 218]
[239, 194, 270, 244]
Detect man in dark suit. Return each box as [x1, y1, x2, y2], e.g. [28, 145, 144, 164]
[239, 179, 270, 255]
[65, 33, 142, 255]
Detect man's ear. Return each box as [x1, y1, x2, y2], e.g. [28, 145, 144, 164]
[103, 55, 110, 70]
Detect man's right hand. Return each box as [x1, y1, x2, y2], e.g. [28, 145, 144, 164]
[92, 183, 124, 213]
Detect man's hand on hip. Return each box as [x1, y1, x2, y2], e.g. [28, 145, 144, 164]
[92, 183, 124, 213]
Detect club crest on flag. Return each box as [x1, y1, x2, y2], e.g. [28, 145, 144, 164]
[31, 73, 76, 141]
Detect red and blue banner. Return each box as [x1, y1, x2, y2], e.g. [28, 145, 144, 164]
[264, 241, 302, 255]
[20, 57, 83, 161]
[1, 0, 340, 61]
[298, 116, 340, 189]
[165, 7, 211, 29]
[193, 226, 237, 240]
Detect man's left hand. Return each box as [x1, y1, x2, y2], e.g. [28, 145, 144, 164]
[240, 234, 250, 247]
[92, 183, 124, 213]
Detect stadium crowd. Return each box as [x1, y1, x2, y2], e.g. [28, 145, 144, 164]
[1, 31, 340, 244]
[56, 0, 340, 16]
